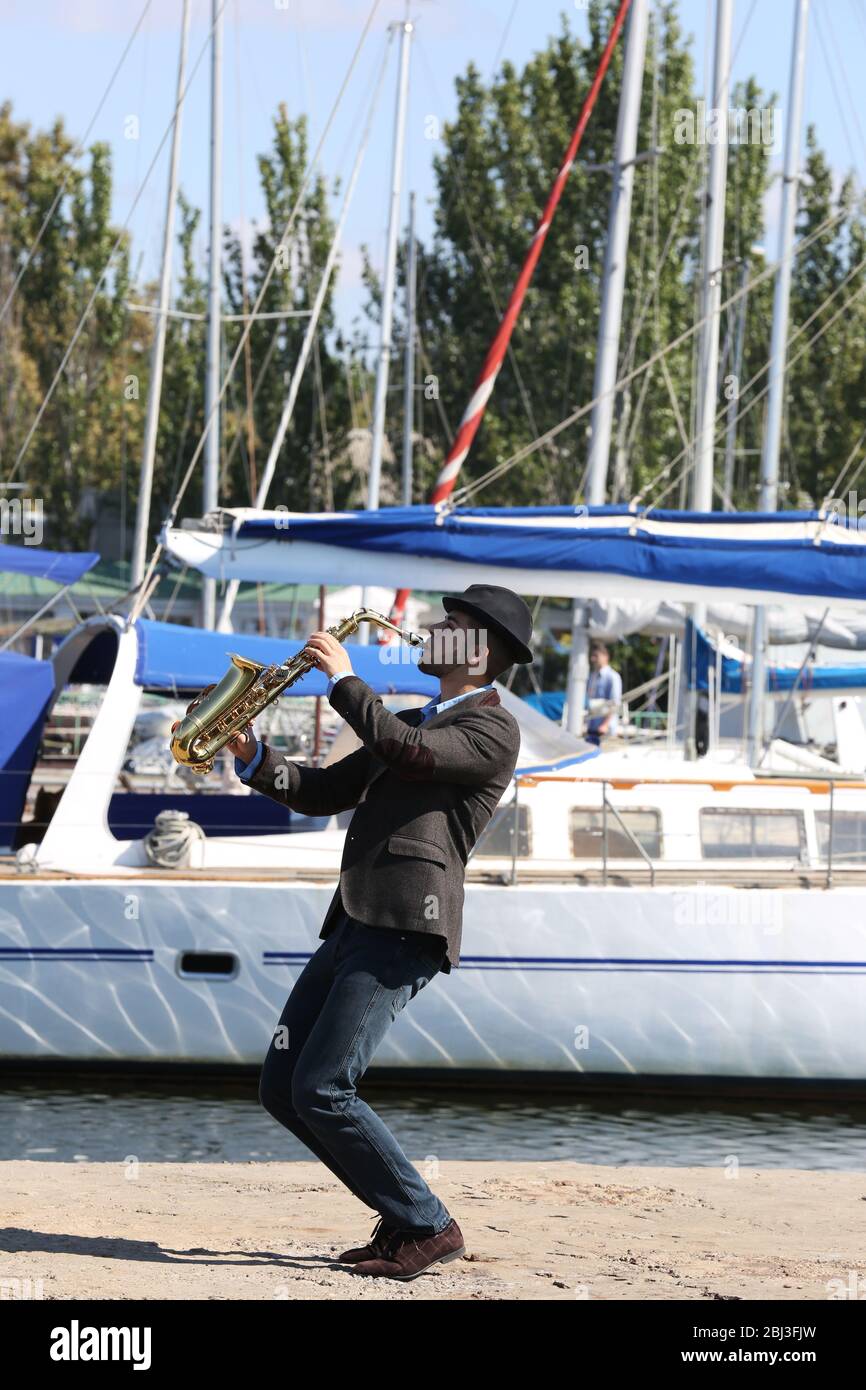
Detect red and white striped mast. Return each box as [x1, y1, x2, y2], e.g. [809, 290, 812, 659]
[385, 0, 635, 633]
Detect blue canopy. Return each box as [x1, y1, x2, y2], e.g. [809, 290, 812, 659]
[524, 691, 566, 721]
[133, 619, 438, 696]
[164, 505, 866, 610]
[0, 545, 100, 584]
[0, 650, 55, 850]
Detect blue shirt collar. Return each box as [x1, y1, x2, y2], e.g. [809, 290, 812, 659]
[419, 684, 495, 721]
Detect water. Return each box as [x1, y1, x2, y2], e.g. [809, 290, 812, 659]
[1, 1078, 864, 1169]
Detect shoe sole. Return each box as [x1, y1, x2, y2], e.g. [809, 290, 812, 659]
[377, 1243, 466, 1282]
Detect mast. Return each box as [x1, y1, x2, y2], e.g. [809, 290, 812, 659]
[565, 0, 649, 734]
[201, 0, 224, 629]
[358, 15, 412, 638]
[402, 189, 417, 507]
[747, 0, 810, 763]
[131, 0, 190, 591]
[215, 62, 385, 630]
[692, 0, 732, 512]
[585, 0, 649, 505]
[722, 255, 754, 506]
[684, 0, 732, 759]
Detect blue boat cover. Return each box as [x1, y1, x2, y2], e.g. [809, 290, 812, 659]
[226, 506, 866, 605]
[0, 545, 100, 584]
[524, 691, 566, 721]
[0, 650, 55, 849]
[686, 623, 866, 693]
[133, 619, 438, 696]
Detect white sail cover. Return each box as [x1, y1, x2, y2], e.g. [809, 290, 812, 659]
[163, 504, 866, 611]
[580, 598, 866, 648]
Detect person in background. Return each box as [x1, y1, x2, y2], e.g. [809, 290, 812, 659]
[585, 640, 622, 746]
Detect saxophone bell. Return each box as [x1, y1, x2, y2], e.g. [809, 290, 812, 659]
[170, 654, 266, 775]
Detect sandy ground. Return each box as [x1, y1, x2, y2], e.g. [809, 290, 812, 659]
[1, 1160, 864, 1301]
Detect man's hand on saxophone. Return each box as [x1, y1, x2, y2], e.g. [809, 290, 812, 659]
[303, 630, 354, 681]
[225, 631, 351, 769]
[225, 723, 257, 764]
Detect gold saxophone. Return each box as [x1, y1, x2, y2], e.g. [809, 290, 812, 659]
[170, 608, 425, 775]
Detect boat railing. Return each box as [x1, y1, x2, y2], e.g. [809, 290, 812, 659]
[505, 776, 658, 886]
[504, 772, 863, 888]
[600, 780, 657, 887]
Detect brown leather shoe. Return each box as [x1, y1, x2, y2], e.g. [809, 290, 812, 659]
[337, 1215, 397, 1264]
[350, 1218, 465, 1280]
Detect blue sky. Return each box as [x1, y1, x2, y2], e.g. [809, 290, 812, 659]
[3, 0, 866, 339]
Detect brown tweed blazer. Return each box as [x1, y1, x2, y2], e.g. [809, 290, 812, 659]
[244, 675, 521, 971]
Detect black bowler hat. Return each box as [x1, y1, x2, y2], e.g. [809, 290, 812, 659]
[440, 584, 534, 666]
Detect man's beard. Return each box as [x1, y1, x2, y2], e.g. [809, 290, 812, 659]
[417, 654, 448, 676]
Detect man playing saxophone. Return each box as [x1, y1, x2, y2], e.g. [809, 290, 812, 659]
[226, 585, 533, 1280]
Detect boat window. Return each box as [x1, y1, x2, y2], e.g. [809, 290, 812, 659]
[569, 807, 661, 859]
[700, 807, 806, 860]
[815, 810, 866, 865]
[472, 803, 531, 858]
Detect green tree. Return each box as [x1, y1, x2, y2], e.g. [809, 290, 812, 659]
[0, 101, 144, 546]
[786, 132, 866, 508]
[220, 105, 357, 515]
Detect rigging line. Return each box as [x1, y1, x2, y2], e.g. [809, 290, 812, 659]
[618, 0, 759, 378]
[167, 0, 384, 513]
[161, 563, 190, 625]
[813, 5, 861, 176]
[301, 223, 333, 505]
[168, 380, 197, 521]
[819, 0, 866, 179]
[401, 1, 551, 465]
[624, 353, 655, 457]
[638, 257, 866, 511]
[491, 0, 520, 70]
[312, 334, 333, 511]
[658, 349, 692, 456]
[413, 36, 553, 467]
[640, 266, 866, 514]
[0, 0, 154, 326]
[469, 208, 853, 510]
[6, 0, 232, 487]
[452, 204, 847, 504]
[224, 24, 391, 518]
[130, 0, 384, 620]
[392, 0, 635, 610]
[219, 0, 349, 506]
[405, 0, 536, 324]
[223, 366, 251, 486]
[820, 421, 866, 507]
[485, 203, 852, 504]
[220, 322, 283, 489]
[636, 246, 866, 508]
[415, 325, 454, 443]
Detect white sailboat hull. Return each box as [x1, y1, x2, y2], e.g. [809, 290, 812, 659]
[2, 876, 865, 1088]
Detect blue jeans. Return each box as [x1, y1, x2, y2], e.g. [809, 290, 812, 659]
[258, 909, 451, 1235]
